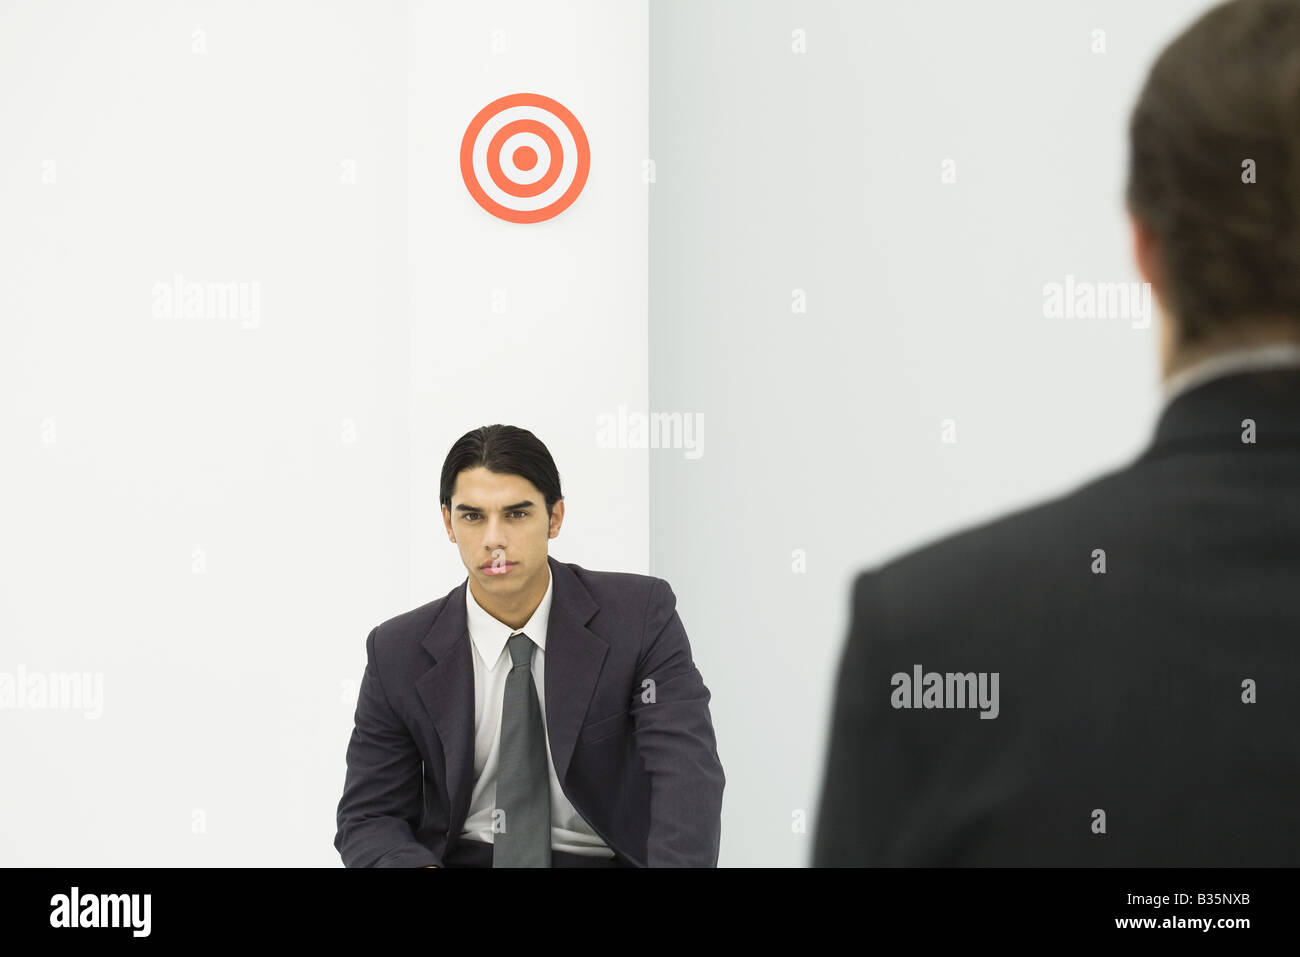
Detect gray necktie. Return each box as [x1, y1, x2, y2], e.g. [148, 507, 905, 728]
[493, 632, 551, 867]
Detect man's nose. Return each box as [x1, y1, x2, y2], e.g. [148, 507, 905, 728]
[482, 516, 508, 547]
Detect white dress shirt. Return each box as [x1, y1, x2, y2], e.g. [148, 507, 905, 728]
[458, 565, 615, 857]
[1161, 341, 1300, 409]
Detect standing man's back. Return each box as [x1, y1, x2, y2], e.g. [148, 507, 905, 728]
[817, 368, 1300, 865]
[813, 0, 1300, 866]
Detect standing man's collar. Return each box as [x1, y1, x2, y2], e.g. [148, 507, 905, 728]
[1147, 354, 1300, 457]
[1161, 341, 1300, 408]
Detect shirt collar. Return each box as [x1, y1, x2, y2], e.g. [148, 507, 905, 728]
[1161, 341, 1300, 409]
[464, 562, 553, 669]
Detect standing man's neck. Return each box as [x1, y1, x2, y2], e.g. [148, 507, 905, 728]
[1160, 314, 1300, 382]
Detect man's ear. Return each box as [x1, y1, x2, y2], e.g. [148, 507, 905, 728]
[1131, 212, 1164, 305]
[1132, 211, 1184, 371]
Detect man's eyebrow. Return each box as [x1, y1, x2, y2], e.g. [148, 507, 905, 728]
[454, 501, 535, 512]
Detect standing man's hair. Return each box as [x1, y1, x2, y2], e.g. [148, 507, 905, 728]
[1125, 0, 1300, 349]
[439, 425, 564, 517]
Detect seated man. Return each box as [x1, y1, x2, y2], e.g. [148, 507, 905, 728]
[335, 424, 725, 867]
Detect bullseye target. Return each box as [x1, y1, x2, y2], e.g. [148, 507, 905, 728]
[460, 93, 590, 224]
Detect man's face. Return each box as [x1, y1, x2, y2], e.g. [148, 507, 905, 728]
[441, 466, 562, 601]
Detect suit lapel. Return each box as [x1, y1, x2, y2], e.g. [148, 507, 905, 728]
[543, 555, 609, 783]
[415, 584, 475, 837]
[413, 555, 610, 837]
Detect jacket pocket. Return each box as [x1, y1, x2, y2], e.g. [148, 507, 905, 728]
[577, 709, 629, 746]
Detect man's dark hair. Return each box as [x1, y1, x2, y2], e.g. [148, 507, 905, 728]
[1125, 0, 1300, 349]
[439, 424, 563, 518]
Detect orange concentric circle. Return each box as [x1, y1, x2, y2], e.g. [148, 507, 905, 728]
[459, 92, 591, 224]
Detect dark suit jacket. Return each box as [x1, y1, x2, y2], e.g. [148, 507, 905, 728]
[813, 367, 1300, 866]
[335, 554, 725, 867]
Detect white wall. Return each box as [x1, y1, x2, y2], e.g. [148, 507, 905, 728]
[0, 0, 646, 866]
[648, 0, 1213, 867]
[1, 0, 1219, 868]
[408, 0, 649, 596]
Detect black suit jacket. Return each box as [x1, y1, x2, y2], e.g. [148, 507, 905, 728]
[335, 554, 725, 867]
[814, 367, 1300, 866]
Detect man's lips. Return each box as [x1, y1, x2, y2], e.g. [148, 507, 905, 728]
[481, 560, 517, 576]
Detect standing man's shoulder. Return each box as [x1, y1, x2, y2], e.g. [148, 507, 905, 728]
[851, 463, 1140, 638]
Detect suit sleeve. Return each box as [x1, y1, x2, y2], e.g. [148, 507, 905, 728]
[631, 577, 726, 867]
[334, 626, 441, 868]
[812, 569, 904, 866]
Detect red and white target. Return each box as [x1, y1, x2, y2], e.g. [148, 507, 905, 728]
[460, 93, 591, 224]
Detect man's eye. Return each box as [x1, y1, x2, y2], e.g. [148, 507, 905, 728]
[462, 514, 480, 521]
[510, 511, 528, 519]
